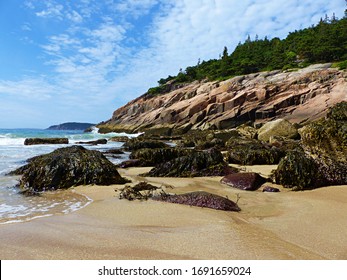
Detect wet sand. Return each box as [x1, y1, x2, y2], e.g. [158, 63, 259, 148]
[1, 166, 347, 260]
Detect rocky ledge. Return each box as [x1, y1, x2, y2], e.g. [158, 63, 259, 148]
[98, 64, 347, 135]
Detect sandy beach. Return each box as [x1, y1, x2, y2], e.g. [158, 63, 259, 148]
[1, 165, 347, 260]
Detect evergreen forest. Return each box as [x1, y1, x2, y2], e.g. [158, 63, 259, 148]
[147, 11, 347, 96]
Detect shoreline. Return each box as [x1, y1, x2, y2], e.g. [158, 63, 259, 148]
[0, 166, 347, 260]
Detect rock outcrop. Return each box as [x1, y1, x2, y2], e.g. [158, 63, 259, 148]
[273, 102, 347, 190]
[10, 145, 128, 193]
[143, 148, 237, 177]
[24, 138, 69, 145]
[76, 139, 107, 145]
[98, 64, 347, 134]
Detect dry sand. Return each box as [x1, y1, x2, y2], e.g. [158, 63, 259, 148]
[1, 165, 347, 260]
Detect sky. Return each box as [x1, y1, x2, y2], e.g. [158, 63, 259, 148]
[0, 0, 345, 128]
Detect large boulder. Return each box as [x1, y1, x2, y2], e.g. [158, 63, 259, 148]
[299, 101, 347, 161]
[257, 119, 299, 142]
[24, 138, 69, 145]
[273, 150, 319, 190]
[129, 148, 192, 167]
[225, 138, 284, 165]
[122, 138, 169, 151]
[274, 102, 347, 191]
[143, 148, 237, 177]
[273, 149, 347, 191]
[10, 145, 128, 193]
[152, 191, 241, 212]
[220, 172, 267, 191]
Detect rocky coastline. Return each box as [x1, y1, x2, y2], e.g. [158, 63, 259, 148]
[2, 66, 347, 259]
[7, 100, 347, 212]
[97, 64, 346, 135]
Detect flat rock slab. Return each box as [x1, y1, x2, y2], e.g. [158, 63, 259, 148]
[152, 191, 241, 212]
[24, 138, 69, 145]
[220, 172, 267, 191]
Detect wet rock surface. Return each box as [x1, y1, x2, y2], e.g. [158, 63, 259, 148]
[225, 138, 284, 165]
[274, 102, 347, 190]
[76, 139, 108, 145]
[152, 191, 241, 212]
[118, 182, 160, 201]
[24, 138, 69, 145]
[221, 172, 267, 191]
[143, 148, 237, 177]
[122, 138, 169, 151]
[10, 145, 128, 193]
[262, 186, 280, 192]
[129, 148, 192, 167]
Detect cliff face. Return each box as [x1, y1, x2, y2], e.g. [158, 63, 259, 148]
[99, 64, 347, 134]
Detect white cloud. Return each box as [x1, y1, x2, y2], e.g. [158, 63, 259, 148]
[36, 2, 64, 19]
[0, 78, 54, 100]
[2, 0, 346, 128]
[111, 0, 159, 18]
[67, 10, 83, 23]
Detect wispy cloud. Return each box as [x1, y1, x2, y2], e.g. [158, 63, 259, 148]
[0, 77, 54, 100]
[1, 0, 346, 127]
[35, 1, 64, 19]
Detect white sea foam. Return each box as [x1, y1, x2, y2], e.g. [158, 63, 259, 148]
[0, 128, 130, 224]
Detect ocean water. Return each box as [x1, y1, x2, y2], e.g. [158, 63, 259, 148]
[0, 128, 139, 224]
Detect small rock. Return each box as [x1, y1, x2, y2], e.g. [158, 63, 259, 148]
[152, 191, 241, 212]
[262, 186, 280, 192]
[220, 172, 267, 191]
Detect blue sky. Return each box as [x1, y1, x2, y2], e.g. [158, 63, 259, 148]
[0, 0, 345, 128]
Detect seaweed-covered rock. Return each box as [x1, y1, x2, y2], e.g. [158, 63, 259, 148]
[109, 136, 130, 142]
[143, 148, 237, 177]
[273, 150, 319, 190]
[152, 191, 241, 212]
[129, 148, 192, 166]
[119, 182, 159, 200]
[104, 149, 125, 155]
[225, 138, 284, 165]
[178, 129, 239, 149]
[220, 172, 267, 191]
[76, 139, 107, 145]
[24, 138, 69, 145]
[236, 124, 258, 139]
[314, 156, 347, 186]
[274, 150, 347, 191]
[275, 103, 347, 190]
[258, 119, 299, 142]
[122, 138, 169, 151]
[10, 145, 128, 193]
[116, 159, 143, 168]
[327, 101, 347, 121]
[299, 114, 347, 161]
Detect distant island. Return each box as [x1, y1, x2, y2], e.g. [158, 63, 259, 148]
[46, 122, 95, 131]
